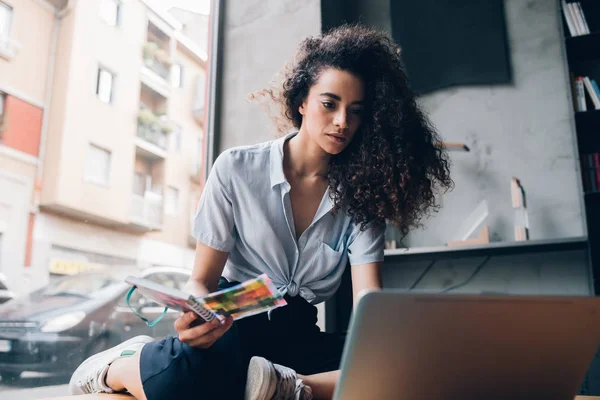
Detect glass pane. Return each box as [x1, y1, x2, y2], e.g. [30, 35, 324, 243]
[171, 63, 182, 88]
[0, 2, 12, 39]
[0, 0, 213, 393]
[85, 144, 111, 184]
[97, 68, 113, 103]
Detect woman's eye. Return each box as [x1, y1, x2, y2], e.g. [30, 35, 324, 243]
[350, 108, 363, 115]
[322, 102, 334, 109]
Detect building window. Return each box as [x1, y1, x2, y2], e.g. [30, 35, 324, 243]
[171, 63, 183, 88]
[85, 144, 111, 185]
[0, 2, 12, 41]
[165, 186, 179, 216]
[96, 67, 114, 104]
[99, 0, 120, 26]
[170, 125, 182, 153]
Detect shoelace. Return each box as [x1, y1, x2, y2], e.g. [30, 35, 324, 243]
[273, 364, 298, 399]
[76, 365, 105, 394]
[77, 375, 97, 394]
[295, 381, 312, 400]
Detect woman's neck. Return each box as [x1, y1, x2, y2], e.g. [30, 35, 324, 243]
[284, 128, 331, 179]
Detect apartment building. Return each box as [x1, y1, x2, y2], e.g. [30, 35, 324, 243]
[0, 0, 208, 294]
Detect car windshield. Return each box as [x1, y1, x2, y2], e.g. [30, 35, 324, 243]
[39, 273, 120, 299]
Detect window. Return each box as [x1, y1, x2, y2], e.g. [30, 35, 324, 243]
[0, 2, 12, 41]
[170, 125, 182, 153]
[96, 67, 114, 104]
[165, 186, 179, 216]
[84, 144, 111, 185]
[171, 63, 183, 88]
[99, 0, 120, 26]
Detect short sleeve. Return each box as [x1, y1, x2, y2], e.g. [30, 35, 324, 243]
[192, 151, 236, 252]
[346, 221, 385, 266]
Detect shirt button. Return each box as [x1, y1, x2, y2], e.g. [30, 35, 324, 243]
[295, 249, 299, 254]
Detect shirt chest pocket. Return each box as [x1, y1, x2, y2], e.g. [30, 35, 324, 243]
[302, 241, 346, 283]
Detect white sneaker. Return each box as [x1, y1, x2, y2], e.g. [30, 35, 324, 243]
[69, 335, 154, 395]
[245, 356, 313, 400]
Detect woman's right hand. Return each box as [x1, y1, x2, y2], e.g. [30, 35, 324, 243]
[174, 312, 234, 349]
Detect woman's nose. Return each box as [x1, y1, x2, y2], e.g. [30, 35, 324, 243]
[334, 110, 348, 129]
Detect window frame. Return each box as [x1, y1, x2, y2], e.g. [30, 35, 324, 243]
[99, 0, 121, 27]
[84, 143, 112, 186]
[171, 63, 184, 88]
[0, 1, 13, 41]
[96, 66, 115, 104]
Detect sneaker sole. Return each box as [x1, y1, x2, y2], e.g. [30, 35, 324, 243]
[70, 335, 154, 394]
[245, 356, 276, 400]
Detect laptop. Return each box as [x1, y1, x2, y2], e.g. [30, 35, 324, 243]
[333, 291, 600, 400]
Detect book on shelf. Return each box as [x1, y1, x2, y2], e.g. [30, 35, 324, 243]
[583, 77, 600, 110]
[581, 153, 600, 193]
[571, 76, 600, 111]
[562, 1, 590, 37]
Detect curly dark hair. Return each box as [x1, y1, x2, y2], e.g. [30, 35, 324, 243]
[257, 24, 453, 236]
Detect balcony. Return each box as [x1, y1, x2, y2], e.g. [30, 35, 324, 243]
[129, 191, 163, 232]
[143, 41, 171, 79]
[136, 108, 174, 159]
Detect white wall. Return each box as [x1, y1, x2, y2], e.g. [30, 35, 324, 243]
[401, 0, 585, 247]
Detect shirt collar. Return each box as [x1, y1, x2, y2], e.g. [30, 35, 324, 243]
[270, 131, 298, 188]
[269, 131, 335, 218]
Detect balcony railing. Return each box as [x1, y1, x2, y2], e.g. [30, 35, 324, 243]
[131, 191, 163, 228]
[137, 109, 174, 150]
[142, 41, 171, 81]
[137, 124, 167, 150]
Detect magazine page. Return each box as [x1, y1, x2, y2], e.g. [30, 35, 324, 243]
[199, 274, 287, 320]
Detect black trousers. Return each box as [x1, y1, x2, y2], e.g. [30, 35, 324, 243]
[140, 278, 346, 400]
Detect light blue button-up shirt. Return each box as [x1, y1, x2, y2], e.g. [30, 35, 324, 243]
[193, 132, 385, 304]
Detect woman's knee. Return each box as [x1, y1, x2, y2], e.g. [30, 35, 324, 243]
[140, 334, 245, 399]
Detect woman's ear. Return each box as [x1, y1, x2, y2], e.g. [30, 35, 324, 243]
[298, 102, 305, 115]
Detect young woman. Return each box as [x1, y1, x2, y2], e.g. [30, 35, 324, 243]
[69, 24, 451, 400]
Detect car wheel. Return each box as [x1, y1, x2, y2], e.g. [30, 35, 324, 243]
[0, 372, 21, 382]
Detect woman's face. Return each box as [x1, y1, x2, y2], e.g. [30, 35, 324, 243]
[299, 68, 365, 155]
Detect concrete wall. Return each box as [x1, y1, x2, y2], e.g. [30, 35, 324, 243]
[401, 0, 585, 247]
[217, 0, 321, 152]
[378, 0, 590, 298]
[320, 0, 592, 297]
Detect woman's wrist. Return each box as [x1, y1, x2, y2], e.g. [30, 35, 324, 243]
[183, 279, 211, 298]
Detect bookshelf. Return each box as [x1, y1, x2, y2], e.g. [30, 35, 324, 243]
[562, 1, 600, 296]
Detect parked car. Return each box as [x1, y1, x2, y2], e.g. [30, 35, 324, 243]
[0, 266, 191, 381]
[0, 274, 15, 305]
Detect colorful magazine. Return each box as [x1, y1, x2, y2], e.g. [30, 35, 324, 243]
[125, 274, 287, 323]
